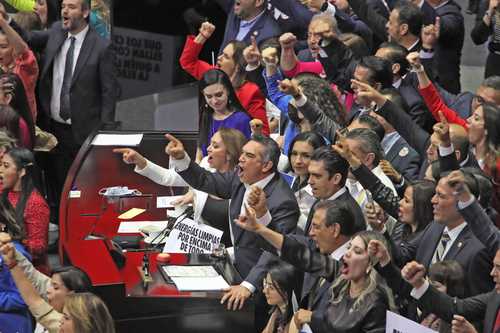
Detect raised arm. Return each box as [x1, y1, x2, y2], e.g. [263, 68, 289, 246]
[179, 22, 216, 80]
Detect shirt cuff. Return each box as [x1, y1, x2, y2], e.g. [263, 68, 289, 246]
[246, 63, 260, 71]
[458, 195, 475, 209]
[295, 94, 307, 107]
[439, 144, 454, 156]
[240, 281, 256, 293]
[256, 210, 272, 227]
[170, 154, 191, 172]
[324, 2, 336, 16]
[410, 279, 430, 300]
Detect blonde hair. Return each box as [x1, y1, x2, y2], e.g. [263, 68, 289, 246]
[216, 127, 248, 169]
[330, 231, 396, 311]
[64, 293, 115, 333]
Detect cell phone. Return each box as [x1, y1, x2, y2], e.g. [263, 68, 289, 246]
[366, 191, 374, 206]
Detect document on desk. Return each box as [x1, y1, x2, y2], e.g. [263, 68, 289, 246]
[170, 276, 230, 291]
[91, 133, 143, 146]
[163, 265, 230, 291]
[117, 221, 169, 233]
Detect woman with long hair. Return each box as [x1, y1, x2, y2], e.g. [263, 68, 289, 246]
[197, 69, 251, 158]
[0, 15, 39, 120]
[0, 233, 93, 333]
[60, 292, 115, 333]
[180, 21, 270, 135]
[286, 131, 326, 231]
[114, 127, 247, 245]
[234, 207, 393, 332]
[0, 200, 33, 333]
[1, 73, 36, 148]
[262, 261, 297, 333]
[0, 147, 50, 273]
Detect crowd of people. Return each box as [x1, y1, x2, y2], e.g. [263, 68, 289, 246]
[0, 0, 499, 332]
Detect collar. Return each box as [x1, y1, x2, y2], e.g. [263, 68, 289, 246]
[392, 78, 402, 89]
[417, 0, 425, 7]
[459, 153, 470, 167]
[330, 241, 349, 261]
[407, 38, 420, 52]
[240, 9, 265, 27]
[67, 24, 89, 42]
[381, 131, 401, 154]
[245, 172, 275, 190]
[434, 0, 450, 9]
[325, 186, 347, 201]
[444, 222, 467, 244]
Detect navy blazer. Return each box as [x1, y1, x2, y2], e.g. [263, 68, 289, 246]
[24, 22, 116, 144]
[393, 221, 494, 297]
[219, 5, 282, 54]
[177, 161, 299, 287]
[385, 135, 421, 181]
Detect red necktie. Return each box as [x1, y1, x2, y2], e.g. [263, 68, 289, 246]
[494, 308, 500, 332]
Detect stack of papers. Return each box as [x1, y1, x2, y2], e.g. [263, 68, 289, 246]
[163, 265, 230, 291]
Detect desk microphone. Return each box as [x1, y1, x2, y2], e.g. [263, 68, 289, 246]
[149, 206, 194, 250]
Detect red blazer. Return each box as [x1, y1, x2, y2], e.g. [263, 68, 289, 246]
[418, 83, 468, 129]
[180, 36, 270, 135]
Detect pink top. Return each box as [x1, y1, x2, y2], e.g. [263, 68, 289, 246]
[283, 60, 324, 78]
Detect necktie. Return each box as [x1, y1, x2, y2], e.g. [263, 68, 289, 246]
[433, 231, 451, 263]
[494, 308, 500, 333]
[60, 36, 76, 121]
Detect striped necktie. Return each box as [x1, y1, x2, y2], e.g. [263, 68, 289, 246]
[432, 231, 451, 263]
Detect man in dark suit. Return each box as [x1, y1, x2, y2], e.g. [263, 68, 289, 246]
[375, 42, 435, 132]
[401, 252, 500, 333]
[303, 146, 366, 235]
[375, 97, 478, 180]
[18, 0, 116, 222]
[166, 134, 299, 316]
[298, 200, 358, 313]
[217, 0, 282, 54]
[391, 174, 493, 297]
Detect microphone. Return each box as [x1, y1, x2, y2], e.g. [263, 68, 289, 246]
[148, 206, 194, 249]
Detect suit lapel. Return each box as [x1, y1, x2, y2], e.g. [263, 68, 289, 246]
[385, 138, 401, 163]
[421, 223, 444, 267]
[443, 226, 470, 261]
[230, 184, 246, 244]
[71, 29, 96, 86]
[485, 293, 500, 333]
[41, 28, 67, 79]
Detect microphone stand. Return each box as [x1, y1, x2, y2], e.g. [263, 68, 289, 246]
[135, 206, 194, 288]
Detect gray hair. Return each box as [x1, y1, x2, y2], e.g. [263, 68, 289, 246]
[251, 134, 280, 173]
[481, 76, 500, 91]
[345, 128, 384, 166]
[0, 130, 17, 149]
[310, 12, 338, 32]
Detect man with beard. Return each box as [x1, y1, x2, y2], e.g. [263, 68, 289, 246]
[16, 0, 117, 223]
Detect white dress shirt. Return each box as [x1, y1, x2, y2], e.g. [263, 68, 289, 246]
[50, 25, 89, 124]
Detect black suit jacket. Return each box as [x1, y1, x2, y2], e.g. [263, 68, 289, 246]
[418, 285, 500, 333]
[385, 135, 421, 181]
[26, 22, 116, 144]
[393, 221, 494, 297]
[433, 1, 465, 94]
[302, 189, 366, 236]
[177, 161, 299, 287]
[399, 74, 436, 133]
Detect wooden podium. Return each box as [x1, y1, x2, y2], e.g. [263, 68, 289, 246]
[58, 130, 255, 332]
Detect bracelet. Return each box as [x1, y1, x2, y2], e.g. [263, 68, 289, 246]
[7, 260, 17, 270]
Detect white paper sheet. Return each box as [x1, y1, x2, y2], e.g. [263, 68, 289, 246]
[91, 133, 143, 146]
[117, 221, 169, 234]
[170, 275, 230, 291]
[164, 265, 219, 277]
[157, 195, 185, 208]
[386, 311, 437, 333]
